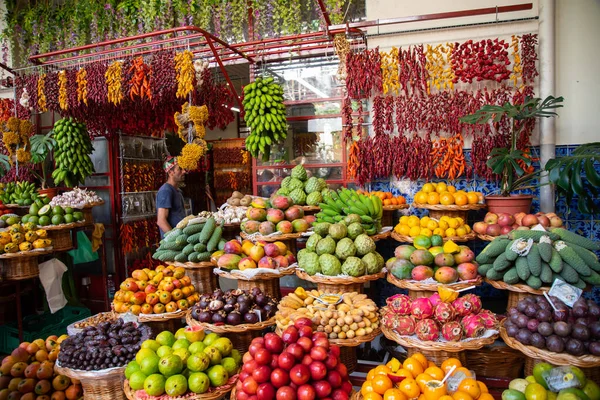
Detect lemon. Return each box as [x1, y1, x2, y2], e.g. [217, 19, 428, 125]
[409, 226, 421, 237]
[445, 228, 457, 237]
[464, 225, 472, 233]
[399, 225, 411, 236]
[433, 228, 445, 237]
[419, 228, 433, 237]
[427, 220, 439, 230]
[407, 216, 420, 228]
[420, 216, 431, 228]
[438, 220, 449, 230]
[447, 218, 459, 229]
[399, 216, 409, 225]
[455, 227, 467, 237]
[422, 183, 434, 193]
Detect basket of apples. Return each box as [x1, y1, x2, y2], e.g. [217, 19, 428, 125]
[474, 211, 564, 241]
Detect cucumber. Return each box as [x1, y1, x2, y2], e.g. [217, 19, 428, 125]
[511, 229, 560, 241]
[174, 253, 188, 262]
[194, 243, 207, 253]
[477, 263, 493, 276]
[503, 267, 520, 285]
[206, 224, 223, 252]
[526, 275, 543, 290]
[183, 223, 205, 236]
[526, 244, 542, 277]
[199, 217, 217, 244]
[551, 227, 600, 251]
[515, 256, 531, 281]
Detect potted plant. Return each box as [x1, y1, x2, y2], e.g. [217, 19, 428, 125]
[29, 131, 58, 197]
[460, 95, 564, 214]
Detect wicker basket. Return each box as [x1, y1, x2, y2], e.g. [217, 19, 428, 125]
[391, 231, 477, 244]
[465, 343, 525, 379]
[500, 326, 600, 368]
[56, 364, 126, 400]
[524, 356, 600, 382]
[137, 310, 186, 335]
[341, 346, 358, 374]
[124, 375, 237, 400]
[82, 208, 94, 225]
[477, 234, 496, 242]
[173, 261, 219, 294]
[296, 270, 385, 294]
[386, 274, 482, 299]
[412, 203, 486, 211]
[383, 204, 410, 211]
[68, 311, 118, 336]
[407, 347, 468, 368]
[240, 232, 300, 254]
[0, 255, 39, 280]
[484, 278, 547, 310]
[381, 323, 498, 351]
[370, 231, 391, 242]
[46, 228, 73, 251]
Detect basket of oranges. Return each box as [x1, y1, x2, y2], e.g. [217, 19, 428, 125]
[392, 215, 476, 243]
[412, 182, 485, 220]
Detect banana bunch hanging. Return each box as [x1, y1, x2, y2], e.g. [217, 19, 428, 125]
[243, 76, 287, 161]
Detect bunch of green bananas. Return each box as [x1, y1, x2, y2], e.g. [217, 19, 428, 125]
[51, 118, 95, 188]
[0, 181, 39, 205]
[317, 188, 383, 235]
[243, 76, 287, 161]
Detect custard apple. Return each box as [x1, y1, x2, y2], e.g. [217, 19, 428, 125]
[301, 252, 321, 276]
[354, 234, 376, 256]
[304, 177, 320, 194]
[329, 223, 348, 240]
[374, 251, 385, 270]
[347, 222, 364, 240]
[335, 238, 356, 260]
[291, 164, 308, 181]
[306, 192, 323, 206]
[288, 178, 304, 191]
[316, 236, 336, 255]
[362, 252, 381, 274]
[296, 248, 309, 263]
[289, 188, 307, 206]
[306, 233, 322, 252]
[281, 176, 292, 189]
[276, 188, 290, 196]
[344, 214, 362, 225]
[313, 222, 330, 237]
[321, 188, 333, 200]
[319, 254, 342, 276]
[317, 178, 327, 191]
[342, 257, 366, 277]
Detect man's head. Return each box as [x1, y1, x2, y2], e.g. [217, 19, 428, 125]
[164, 156, 186, 183]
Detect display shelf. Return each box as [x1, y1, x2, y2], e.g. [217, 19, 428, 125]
[120, 213, 156, 223]
[118, 156, 163, 162]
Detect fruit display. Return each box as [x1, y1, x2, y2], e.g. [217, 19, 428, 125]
[476, 227, 600, 289]
[241, 200, 313, 236]
[297, 222, 384, 277]
[356, 190, 407, 207]
[315, 188, 383, 235]
[190, 288, 278, 325]
[72, 312, 118, 330]
[51, 118, 95, 188]
[243, 76, 287, 161]
[125, 328, 240, 396]
[394, 215, 472, 238]
[194, 207, 248, 226]
[0, 334, 84, 399]
[214, 239, 296, 271]
[504, 363, 600, 400]
[111, 264, 199, 315]
[21, 204, 84, 227]
[504, 295, 600, 356]
[473, 211, 564, 238]
[275, 164, 329, 207]
[386, 241, 479, 283]
[0, 181, 43, 206]
[0, 213, 20, 228]
[362, 355, 493, 400]
[381, 292, 499, 341]
[0, 223, 52, 254]
[276, 289, 380, 340]
[235, 321, 354, 400]
[58, 318, 151, 370]
[413, 182, 483, 206]
[49, 187, 103, 208]
[153, 216, 225, 263]
[225, 191, 255, 207]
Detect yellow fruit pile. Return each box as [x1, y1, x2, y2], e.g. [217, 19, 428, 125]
[361, 354, 494, 400]
[395, 215, 471, 238]
[414, 182, 483, 206]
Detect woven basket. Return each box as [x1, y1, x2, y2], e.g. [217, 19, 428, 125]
[387, 274, 482, 294]
[296, 270, 385, 293]
[340, 346, 358, 374]
[82, 208, 94, 225]
[412, 203, 486, 211]
[137, 310, 186, 335]
[477, 234, 496, 242]
[0, 255, 39, 280]
[381, 323, 498, 351]
[370, 231, 391, 242]
[465, 343, 525, 379]
[56, 364, 126, 400]
[391, 231, 477, 244]
[301, 205, 321, 213]
[173, 261, 219, 294]
[68, 311, 118, 336]
[215, 268, 296, 281]
[383, 204, 410, 211]
[124, 375, 237, 400]
[238, 279, 281, 299]
[484, 278, 547, 309]
[47, 228, 73, 251]
[500, 326, 600, 368]
[240, 232, 302, 242]
[524, 356, 600, 382]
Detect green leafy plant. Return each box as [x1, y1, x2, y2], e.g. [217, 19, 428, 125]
[0, 154, 10, 176]
[29, 131, 56, 189]
[460, 96, 564, 197]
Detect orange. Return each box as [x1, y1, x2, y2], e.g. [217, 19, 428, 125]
[466, 192, 479, 204]
[384, 388, 408, 400]
[440, 193, 455, 205]
[394, 368, 415, 380]
[403, 357, 425, 376]
[372, 375, 394, 395]
[375, 365, 393, 375]
[435, 182, 448, 193]
[415, 192, 428, 204]
[362, 380, 376, 396]
[458, 378, 481, 399]
[477, 381, 488, 394]
[398, 197, 406, 204]
[439, 396, 455, 400]
[422, 183, 435, 193]
[454, 193, 468, 206]
[427, 192, 440, 205]
[441, 358, 462, 374]
[453, 367, 474, 378]
[424, 366, 444, 380]
[367, 370, 378, 381]
[447, 186, 456, 193]
[415, 373, 434, 390]
[428, 361, 437, 368]
[477, 394, 494, 400]
[398, 378, 421, 399]
[411, 353, 429, 369]
[384, 199, 392, 206]
[451, 391, 474, 400]
[364, 392, 384, 400]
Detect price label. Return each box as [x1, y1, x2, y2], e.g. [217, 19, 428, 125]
[134, 201, 140, 207]
[543, 367, 582, 392]
[446, 370, 476, 393]
[548, 279, 582, 307]
[254, 309, 263, 322]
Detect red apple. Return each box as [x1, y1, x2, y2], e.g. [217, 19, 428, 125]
[257, 383, 276, 400]
[289, 365, 310, 386]
[270, 354, 279, 370]
[484, 212, 498, 224]
[297, 384, 316, 400]
[485, 224, 501, 236]
[285, 343, 304, 360]
[243, 352, 254, 363]
[238, 390, 250, 400]
[297, 325, 313, 338]
[310, 346, 328, 361]
[252, 337, 265, 346]
[537, 215, 550, 227]
[278, 352, 296, 371]
[472, 221, 488, 235]
[254, 349, 272, 366]
[336, 362, 348, 379]
[293, 318, 313, 330]
[242, 377, 259, 395]
[522, 214, 539, 227]
[311, 332, 328, 342]
[324, 354, 338, 370]
[329, 345, 340, 358]
[276, 386, 297, 400]
[341, 381, 353, 394]
[309, 361, 327, 381]
[332, 389, 349, 400]
[296, 337, 312, 353]
[240, 371, 251, 382]
[282, 327, 299, 344]
[244, 360, 259, 375]
[301, 355, 313, 366]
[497, 213, 515, 227]
[514, 212, 526, 226]
[312, 338, 329, 350]
[314, 381, 332, 398]
[271, 368, 290, 388]
[249, 342, 264, 357]
[500, 225, 513, 235]
[264, 333, 284, 354]
[327, 371, 343, 388]
[252, 365, 272, 383]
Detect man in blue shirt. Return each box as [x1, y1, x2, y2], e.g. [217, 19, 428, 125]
[156, 156, 187, 237]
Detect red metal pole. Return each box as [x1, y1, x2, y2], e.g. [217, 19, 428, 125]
[316, 0, 333, 27]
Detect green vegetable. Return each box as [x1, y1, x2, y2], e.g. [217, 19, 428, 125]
[550, 227, 600, 251]
[526, 244, 542, 277]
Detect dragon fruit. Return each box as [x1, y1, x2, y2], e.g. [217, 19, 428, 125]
[428, 293, 442, 307]
[395, 316, 417, 336]
[381, 309, 400, 329]
[477, 310, 499, 330]
[415, 318, 440, 341]
[434, 302, 456, 324]
[387, 294, 412, 315]
[452, 294, 481, 317]
[441, 321, 464, 341]
[461, 314, 486, 338]
[410, 297, 434, 320]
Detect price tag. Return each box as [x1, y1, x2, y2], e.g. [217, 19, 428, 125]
[446, 370, 477, 393]
[134, 201, 140, 207]
[254, 309, 263, 322]
[542, 367, 582, 392]
[548, 279, 582, 307]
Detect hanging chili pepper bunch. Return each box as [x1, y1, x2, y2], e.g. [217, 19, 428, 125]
[521, 34, 539, 84]
[120, 224, 134, 254]
[123, 162, 164, 192]
[174, 50, 195, 99]
[431, 133, 469, 180]
[509, 35, 523, 87]
[0, 99, 14, 123]
[76, 67, 88, 106]
[1, 117, 32, 165]
[355, 136, 373, 186]
[347, 141, 360, 179]
[398, 45, 429, 97]
[150, 50, 177, 108]
[451, 38, 511, 83]
[195, 68, 235, 130]
[128, 56, 152, 101]
[341, 96, 353, 141]
[106, 61, 124, 105]
[213, 146, 245, 166]
[425, 43, 455, 92]
[391, 135, 408, 179]
[58, 70, 68, 110]
[37, 73, 47, 112]
[380, 47, 400, 95]
[345, 48, 383, 99]
[404, 135, 434, 181]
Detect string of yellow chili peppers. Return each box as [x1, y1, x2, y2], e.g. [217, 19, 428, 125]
[58, 70, 68, 110]
[425, 43, 455, 92]
[2, 117, 32, 165]
[37, 73, 47, 112]
[510, 35, 523, 88]
[380, 47, 400, 95]
[177, 141, 208, 171]
[105, 61, 124, 105]
[76, 68, 88, 106]
[174, 50, 195, 99]
[333, 34, 351, 80]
